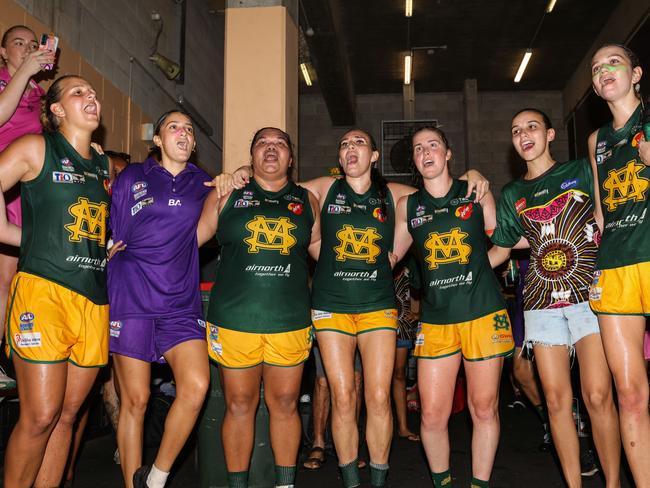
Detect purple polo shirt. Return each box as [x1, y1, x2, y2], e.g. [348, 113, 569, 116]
[108, 157, 212, 319]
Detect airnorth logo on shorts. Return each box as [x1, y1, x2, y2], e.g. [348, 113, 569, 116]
[334, 225, 382, 264]
[66, 197, 108, 246]
[312, 310, 332, 321]
[110, 321, 122, 338]
[14, 332, 41, 348]
[423, 227, 471, 270]
[602, 161, 649, 211]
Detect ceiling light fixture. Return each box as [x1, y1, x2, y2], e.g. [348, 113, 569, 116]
[300, 62, 313, 86]
[545, 0, 557, 13]
[405, 0, 413, 17]
[514, 49, 532, 83]
[404, 53, 412, 85]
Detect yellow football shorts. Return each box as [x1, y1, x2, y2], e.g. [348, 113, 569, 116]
[207, 324, 312, 368]
[5, 272, 109, 366]
[589, 262, 650, 315]
[414, 309, 514, 361]
[311, 309, 398, 335]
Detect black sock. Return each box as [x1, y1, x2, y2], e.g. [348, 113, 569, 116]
[431, 469, 452, 487]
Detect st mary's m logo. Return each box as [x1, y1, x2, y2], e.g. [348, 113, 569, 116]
[65, 197, 108, 246]
[602, 160, 649, 212]
[244, 216, 297, 255]
[423, 227, 471, 270]
[334, 225, 382, 264]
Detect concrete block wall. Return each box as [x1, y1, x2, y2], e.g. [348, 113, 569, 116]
[299, 89, 569, 198]
[6, 0, 224, 170]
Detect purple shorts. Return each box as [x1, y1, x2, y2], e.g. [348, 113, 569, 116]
[109, 316, 206, 363]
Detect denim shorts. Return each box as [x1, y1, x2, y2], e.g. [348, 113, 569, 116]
[523, 301, 600, 347]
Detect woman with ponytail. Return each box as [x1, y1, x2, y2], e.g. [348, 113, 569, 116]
[588, 44, 650, 486]
[0, 74, 111, 488]
[222, 128, 488, 487]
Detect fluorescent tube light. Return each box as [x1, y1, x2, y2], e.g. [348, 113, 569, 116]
[514, 49, 532, 83]
[404, 53, 412, 85]
[546, 0, 557, 13]
[300, 62, 312, 86]
[405, 0, 413, 17]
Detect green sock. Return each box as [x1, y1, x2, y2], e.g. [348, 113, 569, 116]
[534, 404, 548, 424]
[470, 477, 489, 488]
[227, 470, 248, 488]
[274, 465, 296, 486]
[431, 469, 452, 487]
[369, 462, 389, 486]
[339, 458, 361, 488]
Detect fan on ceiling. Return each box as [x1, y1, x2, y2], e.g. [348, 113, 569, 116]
[381, 119, 437, 178]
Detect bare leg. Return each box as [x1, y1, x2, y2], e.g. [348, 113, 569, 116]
[512, 347, 543, 406]
[418, 354, 461, 473]
[64, 401, 91, 483]
[357, 330, 395, 465]
[534, 345, 580, 488]
[34, 364, 99, 488]
[598, 315, 650, 487]
[113, 354, 151, 488]
[575, 333, 620, 488]
[264, 363, 305, 466]
[392, 347, 418, 439]
[464, 357, 504, 481]
[316, 331, 358, 464]
[103, 361, 121, 432]
[304, 374, 329, 469]
[154, 340, 210, 471]
[3, 357, 67, 487]
[221, 366, 262, 471]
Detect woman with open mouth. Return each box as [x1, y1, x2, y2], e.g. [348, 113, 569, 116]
[392, 125, 513, 488]
[488, 107, 620, 488]
[587, 43, 650, 487]
[107, 109, 213, 488]
[0, 75, 111, 488]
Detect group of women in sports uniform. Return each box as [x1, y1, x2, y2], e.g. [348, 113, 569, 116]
[0, 20, 648, 488]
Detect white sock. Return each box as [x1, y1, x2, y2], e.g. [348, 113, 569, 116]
[146, 464, 170, 488]
[275, 485, 294, 488]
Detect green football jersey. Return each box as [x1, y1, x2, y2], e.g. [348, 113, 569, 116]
[20, 131, 110, 304]
[207, 179, 314, 333]
[311, 179, 396, 313]
[492, 159, 598, 310]
[594, 104, 650, 269]
[407, 180, 505, 324]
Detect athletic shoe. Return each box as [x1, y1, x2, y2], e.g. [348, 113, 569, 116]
[0, 366, 16, 390]
[133, 465, 152, 488]
[580, 449, 599, 477]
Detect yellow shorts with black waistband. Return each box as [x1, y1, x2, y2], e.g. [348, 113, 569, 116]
[5, 272, 109, 366]
[414, 309, 514, 361]
[207, 324, 313, 368]
[589, 262, 650, 315]
[311, 309, 398, 336]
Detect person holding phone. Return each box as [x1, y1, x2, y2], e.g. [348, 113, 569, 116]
[0, 25, 55, 389]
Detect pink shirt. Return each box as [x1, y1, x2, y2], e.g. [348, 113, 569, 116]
[0, 66, 45, 151]
[0, 66, 45, 225]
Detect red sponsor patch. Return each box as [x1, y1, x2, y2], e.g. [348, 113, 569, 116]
[288, 202, 303, 215]
[455, 202, 473, 220]
[373, 207, 386, 222]
[631, 131, 643, 148]
[103, 179, 112, 196]
[515, 198, 526, 213]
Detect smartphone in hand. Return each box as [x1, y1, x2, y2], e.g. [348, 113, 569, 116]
[39, 33, 58, 70]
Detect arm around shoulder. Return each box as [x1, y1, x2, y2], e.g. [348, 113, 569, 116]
[307, 190, 322, 260]
[392, 194, 413, 264]
[197, 190, 223, 247]
[587, 131, 604, 231]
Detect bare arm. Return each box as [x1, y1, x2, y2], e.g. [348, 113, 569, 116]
[0, 50, 53, 126]
[587, 131, 604, 232]
[387, 181, 417, 204]
[459, 169, 489, 202]
[307, 190, 322, 260]
[197, 190, 224, 247]
[0, 183, 21, 246]
[488, 245, 511, 268]
[297, 176, 336, 205]
[392, 195, 414, 264]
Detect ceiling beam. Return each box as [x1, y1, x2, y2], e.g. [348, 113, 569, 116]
[300, 0, 356, 125]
